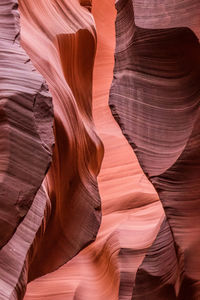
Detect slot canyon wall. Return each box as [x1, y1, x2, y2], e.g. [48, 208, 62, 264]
[0, 0, 200, 299]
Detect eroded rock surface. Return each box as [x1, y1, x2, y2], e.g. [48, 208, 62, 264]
[109, 0, 200, 298]
[19, 0, 103, 282]
[2, 0, 200, 299]
[24, 1, 163, 299]
[0, 0, 54, 298]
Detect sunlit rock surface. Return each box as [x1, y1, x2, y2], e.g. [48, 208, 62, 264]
[1, 0, 200, 299]
[24, 1, 163, 299]
[19, 0, 103, 283]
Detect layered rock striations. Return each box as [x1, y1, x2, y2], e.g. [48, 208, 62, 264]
[109, 0, 200, 298]
[0, 0, 104, 298]
[2, 0, 200, 299]
[24, 1, 164, 299]
[19, 0, 103, 283]
[0, 0, 54, 298]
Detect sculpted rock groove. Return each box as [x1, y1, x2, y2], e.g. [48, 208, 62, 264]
[19, 0, 103, 282]
[24, 1, 164, 299]
[1, 0, 199, 299]
[0, 0, 54, 298]
[109, 0, 200, 298]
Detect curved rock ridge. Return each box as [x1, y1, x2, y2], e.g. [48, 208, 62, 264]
[18, 0, 103, 283]
[129, 0, 200, 36]
[3, 0, 199, 299]
[132, 218, 178, 300]
[24, 1, 164, 299]
[0, 0, 54, 299]
[109, 0, 200, 298]
[79, 0, 92, 11]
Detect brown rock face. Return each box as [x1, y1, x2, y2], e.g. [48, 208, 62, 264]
[109, 0, 200, 298]
[0, 0, 54, 298]
[1, 0, 200, 299]
[19, 0, 103, 283]
[24, 1, 163, 300]
[0, 0, 102, 298]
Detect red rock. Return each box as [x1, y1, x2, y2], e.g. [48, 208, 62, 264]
[0, 0, 54, 298]
[2, 0, 199, 299]
[110, 0, 200, 298]
[19, 0, 103, 282]
[24, 1, 163, 299]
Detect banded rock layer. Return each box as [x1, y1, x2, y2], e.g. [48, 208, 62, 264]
[19, 0, 103, 286]
[0, 0, 54, 298]
[0, 0, 104, 298]
[1, 0, 200, 299]
[24, 1, 164, 300]
[109, 0, 200, 299]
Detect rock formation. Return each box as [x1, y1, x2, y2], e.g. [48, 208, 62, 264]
[24, 1, 163, 299]
[0, 0, 54, 298]
[109, 0, 200, 299]
[19, 0, 103, 282]
[0, 0, 102, 298]
[1, 0, 200, 299]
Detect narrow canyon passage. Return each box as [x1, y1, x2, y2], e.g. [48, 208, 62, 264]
[2, 0, 200, 299]
[23, 1, 164, 299]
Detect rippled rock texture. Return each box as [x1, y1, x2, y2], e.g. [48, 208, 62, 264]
[24, 1, 163, 299]
[109, 0, 200, 299]
[19, 0, 103, 283]
[1, 0, 200, 299]
[0, 0, 54, 298]
[0, 0, 102, 299]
